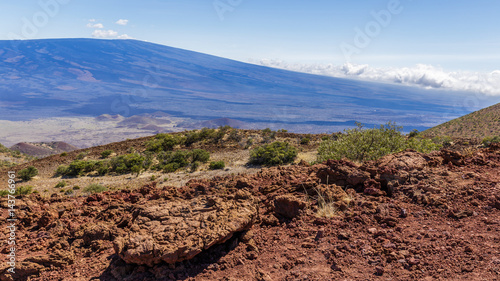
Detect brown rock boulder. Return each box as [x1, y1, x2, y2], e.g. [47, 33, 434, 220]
[114, 195, 257, 266]
[274, 194, 307, 219]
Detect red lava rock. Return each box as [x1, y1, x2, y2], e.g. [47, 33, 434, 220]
[375, 266, 385, 276]
[408, 257, 420, 265]
[273, 194, 307, 219]
[2, 143, 500, 281]
[114, 195, 257, 266]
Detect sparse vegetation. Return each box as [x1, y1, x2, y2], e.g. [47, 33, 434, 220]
[190, 149, 210, 163]
[19, 166, 39, 181]
[209, 161, 225, 170]
[101, 150, 113, 158]
[146, 134, 184, 152]
[55, 181, 67, 188]
[300, 136, 311, 145]
[0, 185, 34, 197]
[109, 153, 148, 175]
[317, 122, 442, 162]
[83, 183, 107, 194]
[55, 165, 69, 176]
[76, 151, 88, 160]
[61, 152, 68, 157]
[482, 135, 500, 147]
[250, 141, 297, 166]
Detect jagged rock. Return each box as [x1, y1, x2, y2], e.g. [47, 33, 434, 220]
[273, 194, 307, 219]
[114, 195, 257, 266]
[317, 160, 370, 187]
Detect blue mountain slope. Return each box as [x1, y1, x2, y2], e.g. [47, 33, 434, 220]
[0, 39, 494, 131]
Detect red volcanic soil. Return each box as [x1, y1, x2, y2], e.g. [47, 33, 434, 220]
[1, 145, 499, 281]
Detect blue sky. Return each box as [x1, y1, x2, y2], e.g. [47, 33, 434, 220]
[1, 0, 499, 72]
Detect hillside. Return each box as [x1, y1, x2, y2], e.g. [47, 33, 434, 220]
[10, 141, 79, 158]
[0, 143, 33, 168]
[0, 129, 498, 280]
[423, 102, 500, 140]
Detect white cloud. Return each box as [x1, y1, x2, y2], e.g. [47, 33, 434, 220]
[117, 34, 134, 39]
[86, 23, 104, 29]
[89, 19, 96, 22]
[115, 19, 129, 26]
[92, 29, 118, 38]
[253, 60, 500, 96]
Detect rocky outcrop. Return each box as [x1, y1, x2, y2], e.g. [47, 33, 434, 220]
[113, 194, 257, 266]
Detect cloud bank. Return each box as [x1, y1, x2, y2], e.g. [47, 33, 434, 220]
[87, 19, 133, 39]
[253, 60, 500, 96]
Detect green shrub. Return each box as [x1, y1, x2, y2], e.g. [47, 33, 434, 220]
[300, 136, 311, 145]
[482, 136, 500, 147]
[19, 166, 38, 181]
[146, 134, 184, 152]
[84, 183, 107, 194]
[73, 185, 80, 190]
[16, 185, 33, 196]
[250, 141, 297, 166]
[64, 189, 74, 195]
[76, 152, 88, 160]
[406, 137, 442, 153]
[261, 128, 272, 135]
[408, 129, 420, 138]
[61, 152, 68, 157]
[184, 128, 217, 147]
[55, 181, 67, 188]
[190, 161, 201, 172]
[228, 130, 242, 142]
[163, 162, 181, 173]
[109, 153, 146, 174]
[0, 185, 33, 196]
[318, 122, 441, 162]
[101, 150, 113, 158]
[65, 160, 94, 176]
[190, 149, 210, 163]
[55, 165, 69, 176]
[209, 161, 225, 170]
[157, 150, 190, 172]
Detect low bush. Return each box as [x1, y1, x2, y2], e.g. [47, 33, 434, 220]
[209, 161, 225, 170]
[109, 153, 147, 175]
[101, 150, 113, 158]
[84, 183, 107, 194]
[190, 149, 210, 163]
[156, 150, 190, 172]
[250, 141, 297, 166]
[482, 135, 500, 147]
[146, 134, 184, 152]
[55, 165, 69, 176]
[19, 166, 38, 181]
[15, 185, 33, 196]
[318, 122, 442, 162]
[300, 136, 311, 145]
[55, 181, 67, 188]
